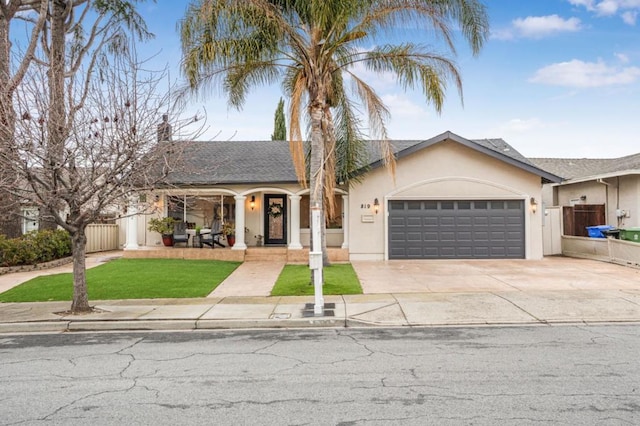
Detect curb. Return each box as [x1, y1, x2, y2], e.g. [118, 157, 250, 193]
[0, 317, 350, 334]
[3, 317, 640, 335]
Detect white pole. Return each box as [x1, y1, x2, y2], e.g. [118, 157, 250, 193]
[220, 194, 224, 225]
[183, 194, 187, 222]
[124, 195, 139, 250]
[310, 205, 324, 315]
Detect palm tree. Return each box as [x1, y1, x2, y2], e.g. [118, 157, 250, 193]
[180, 0, 489, 263]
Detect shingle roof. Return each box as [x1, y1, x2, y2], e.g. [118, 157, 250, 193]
[165, 140, 299, 184]
[530, 152, 640, 180]
[164, 132, 561, 185]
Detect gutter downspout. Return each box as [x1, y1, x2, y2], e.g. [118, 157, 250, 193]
[596, 178, 611, 225]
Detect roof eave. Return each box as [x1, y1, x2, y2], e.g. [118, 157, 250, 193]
[559, 170, 640, 185]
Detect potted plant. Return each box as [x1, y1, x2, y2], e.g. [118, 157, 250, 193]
[194, 225, 202, 248]
[222, 221, 235, 247]
[148, 217, 176, 247]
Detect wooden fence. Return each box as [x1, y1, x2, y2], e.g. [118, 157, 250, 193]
[85, 224, 119, 253]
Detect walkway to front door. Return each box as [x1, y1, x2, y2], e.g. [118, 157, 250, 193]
[208, 261, 286, 297]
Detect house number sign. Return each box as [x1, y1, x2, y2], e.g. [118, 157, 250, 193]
[360, 203, 371, 209]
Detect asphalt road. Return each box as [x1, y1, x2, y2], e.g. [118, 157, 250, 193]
[1, 325, 639, 425]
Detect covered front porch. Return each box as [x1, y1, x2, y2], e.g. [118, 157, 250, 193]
[124, 187, 349, 252]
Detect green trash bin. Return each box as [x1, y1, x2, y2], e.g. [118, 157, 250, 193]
[620, 228, 640, 242]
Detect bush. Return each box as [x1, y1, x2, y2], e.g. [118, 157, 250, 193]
[0, 229, 72, 267]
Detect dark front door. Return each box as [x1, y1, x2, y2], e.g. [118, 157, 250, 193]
[264, 194, 287, 245]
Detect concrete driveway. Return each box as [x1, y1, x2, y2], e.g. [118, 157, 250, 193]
[351, 256, 640, 294]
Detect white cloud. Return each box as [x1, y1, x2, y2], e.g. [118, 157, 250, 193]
[568, 0, 595, 7]
[512, 15, 582, 38]
[615, 52, 630, 63]
[529, 59, 640, 87]
[493, 15, 582, 40]
[568, 0, 640, 24]
[381, 94, 429, 118]
[622, 10, 638, 23]
[490, 28, 515, 41]
[499, 118, 546, 134]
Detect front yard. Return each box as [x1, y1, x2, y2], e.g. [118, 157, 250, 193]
[0, 259, 363, 302]
[0, 258, 241, 302]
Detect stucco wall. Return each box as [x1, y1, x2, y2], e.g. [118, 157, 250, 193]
[617, 175, 639, 228]
[348, 140, 544, 260]
[553, 175, 640, 228]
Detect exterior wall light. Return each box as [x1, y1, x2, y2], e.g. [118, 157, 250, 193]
[250, 195, 255, 210]
[374, 198, 380, 214]
[530, 197, 538, 214]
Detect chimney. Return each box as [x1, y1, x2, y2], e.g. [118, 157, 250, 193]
[157, 114, 172, 142]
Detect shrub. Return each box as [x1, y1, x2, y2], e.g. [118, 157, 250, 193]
[0, 229, 72, 267]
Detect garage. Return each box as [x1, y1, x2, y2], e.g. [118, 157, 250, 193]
[388, 200, 525, 259]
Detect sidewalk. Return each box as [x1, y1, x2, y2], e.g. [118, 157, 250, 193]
[1, 253, 640, 333]
[2, 289, 640, 333]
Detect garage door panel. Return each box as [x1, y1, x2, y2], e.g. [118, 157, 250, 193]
[457, 217, 473, 226]
[406, 232, 422, 242]
[474, 217, 489, 226]
[457, 231, 472, 241]
[440, 217, 455, 226]
[423, 232, 439, 241]
[406, 217, 422, 227]
[423, 217, 439, 226]
[389, 200, 524, 259]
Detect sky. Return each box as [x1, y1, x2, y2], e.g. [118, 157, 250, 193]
[138, 0, 640, 159]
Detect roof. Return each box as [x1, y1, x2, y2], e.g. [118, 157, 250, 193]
[365, 131, 561, 183]
[530, 152, 640, 181]
[165, 140, 299, 185]
[163, 131, 562, 185]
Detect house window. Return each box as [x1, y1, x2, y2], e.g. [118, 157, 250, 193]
[300, 195, 343, 229]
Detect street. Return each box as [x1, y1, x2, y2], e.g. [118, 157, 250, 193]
[1, 325, 639, 425]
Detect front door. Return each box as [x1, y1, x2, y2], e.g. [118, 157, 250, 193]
[264, 194, 287, 245]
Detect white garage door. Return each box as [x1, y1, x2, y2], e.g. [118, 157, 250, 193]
[388, 200, 525, 259]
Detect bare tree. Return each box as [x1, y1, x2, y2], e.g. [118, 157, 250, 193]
[2, 47, 200, 312]
[1, 0, 153, 236]
[0, 0, 48, 236]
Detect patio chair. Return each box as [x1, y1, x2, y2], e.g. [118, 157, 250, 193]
[201, 220, 225, 248]
[173, 222, 190, 247]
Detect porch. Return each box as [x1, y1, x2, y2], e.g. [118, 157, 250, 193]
[128, 189, 347, 251]
[123, 246, 349, 264]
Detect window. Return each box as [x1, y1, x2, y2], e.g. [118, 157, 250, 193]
[300, 195, 343, 229]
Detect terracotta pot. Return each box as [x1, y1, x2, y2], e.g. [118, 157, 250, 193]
[226, 235, 235, 247]
[162, 234, 174, 247]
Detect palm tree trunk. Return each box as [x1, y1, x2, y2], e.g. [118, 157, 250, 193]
[309, 100, 325, 283]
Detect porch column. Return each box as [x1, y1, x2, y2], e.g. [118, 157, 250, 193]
[341, 194, 349, 249]
[233, 195, 247, 250]
[288, 194, 302, 249]
[124, 195, 139, 250]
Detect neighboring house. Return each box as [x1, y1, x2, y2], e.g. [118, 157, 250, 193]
[531, 154, 640, 236]
[124, 131, 561, 260]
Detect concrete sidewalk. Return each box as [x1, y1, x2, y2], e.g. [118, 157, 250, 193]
[1, 289, 640, 334]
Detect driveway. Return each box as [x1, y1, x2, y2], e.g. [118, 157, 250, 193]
[351, 256, 640, 294]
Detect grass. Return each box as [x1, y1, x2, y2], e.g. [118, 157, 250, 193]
[271, 264, 362, 296]
[0, 258, 241, 302]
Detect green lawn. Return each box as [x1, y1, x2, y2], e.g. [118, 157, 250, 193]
[0, 258, 241, 302]
[271, 264, 362, 296]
